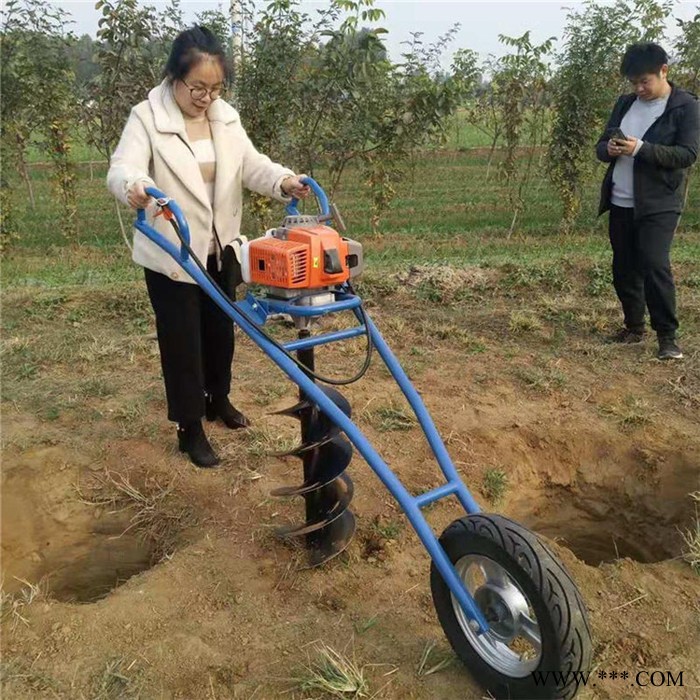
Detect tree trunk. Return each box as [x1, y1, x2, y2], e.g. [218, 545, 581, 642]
[485, 129, 500, 181]
[19, 156, 35, 209]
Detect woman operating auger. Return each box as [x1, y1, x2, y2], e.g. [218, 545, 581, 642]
[107, 26, 310, 468]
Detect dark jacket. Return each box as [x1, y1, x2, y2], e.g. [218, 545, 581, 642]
[596, 83, 699, 218]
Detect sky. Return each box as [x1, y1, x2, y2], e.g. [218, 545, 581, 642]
[58, 0, 699, 64]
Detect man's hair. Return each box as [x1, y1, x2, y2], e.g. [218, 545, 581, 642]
[620, 43, 669, 78]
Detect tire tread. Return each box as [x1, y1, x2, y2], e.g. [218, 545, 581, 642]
[432, 513, 592, 700]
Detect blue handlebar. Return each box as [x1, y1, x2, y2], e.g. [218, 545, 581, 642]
[137, 186, 191, 261]
[285, 176, 330, 218]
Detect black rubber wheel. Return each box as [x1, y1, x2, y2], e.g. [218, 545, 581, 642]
[430, 513, 592, 699]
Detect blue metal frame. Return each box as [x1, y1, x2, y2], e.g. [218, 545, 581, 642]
[135, 185, 489, 634]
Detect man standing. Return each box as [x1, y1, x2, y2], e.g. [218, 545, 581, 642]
[596, 43, 699, 360]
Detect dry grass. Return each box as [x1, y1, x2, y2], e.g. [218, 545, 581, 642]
[415, 640, 455, 677]
[667, 371, 700, 410]
[514, 364, 567, 393]
[397, 264, 496, 304]
[296, 642, 369, 698]
[681, 491, 700, 574]
[78, 469, 197, 561]
[0, 577, 47, 630]
[599, 396, 654, 429]
[242, 424, 299, 457]
[508, 310, 544, 333]
[90, 657, 142, 700]
[0, 657, 62, 695]
[362, 402, 417, 432]
[251, 382, 289, 406]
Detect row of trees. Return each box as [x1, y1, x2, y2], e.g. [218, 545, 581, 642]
[1, 0, 699, 250]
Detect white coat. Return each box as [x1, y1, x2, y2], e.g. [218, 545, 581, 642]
[107, 79, 294, 283]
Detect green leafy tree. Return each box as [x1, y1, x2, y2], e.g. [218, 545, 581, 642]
[491, 32, 554, 235]
[67, 34, 101, 87]
[232, 0, 340, 223]
[674, 9, 700, 92]
[235, 0, 476, 231]
[359, 29, 478, 231]
[673, 8, 700, 204]
[82, 0, 183, 161]
[1, 0, 79, 245]
[81, 0, 182, 245]
[236, 0, 338, 164]
[464, 63, 504, 180]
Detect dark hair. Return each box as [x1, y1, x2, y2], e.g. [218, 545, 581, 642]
[620, 43, 669, 78]
[163, 25, 230, 82]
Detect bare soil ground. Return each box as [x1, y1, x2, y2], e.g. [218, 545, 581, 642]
[2, 261, 699, 699]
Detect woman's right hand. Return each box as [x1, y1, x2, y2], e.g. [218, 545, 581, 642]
[126, 181, 152, 209]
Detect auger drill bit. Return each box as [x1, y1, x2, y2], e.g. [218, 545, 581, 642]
[272, 329, 356, 567]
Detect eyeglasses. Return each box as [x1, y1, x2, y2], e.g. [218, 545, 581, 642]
[181, 79, 225, 102]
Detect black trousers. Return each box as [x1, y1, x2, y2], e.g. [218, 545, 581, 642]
[608, 205, 679, 337]
[144, 255, 235, 424]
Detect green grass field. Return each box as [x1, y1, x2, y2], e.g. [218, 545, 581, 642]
[22, 110, 495, 165]
[6, 146, 698, 372]
[9, 147, 700, 248]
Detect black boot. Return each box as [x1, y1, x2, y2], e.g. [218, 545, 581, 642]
[205, 394, 250, 429]
[177, 420, 220, 468]
[606, 326, 645, 344]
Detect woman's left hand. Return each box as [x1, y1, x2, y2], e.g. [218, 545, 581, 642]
[281, 174, 311, 199]
[611, 136, 638, 157]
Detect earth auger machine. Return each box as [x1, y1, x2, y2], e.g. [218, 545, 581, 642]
[134, 177, 592, 699]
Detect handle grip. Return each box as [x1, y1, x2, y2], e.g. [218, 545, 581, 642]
[285, 176, 330, 218]
[136, 186, 191, 260]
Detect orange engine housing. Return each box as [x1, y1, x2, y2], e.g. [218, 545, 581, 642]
[248, 225, 350, 289]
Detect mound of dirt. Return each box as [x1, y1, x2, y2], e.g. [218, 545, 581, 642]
[395, 264, 499, 302]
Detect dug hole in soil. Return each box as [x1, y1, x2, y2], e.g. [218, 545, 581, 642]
[508, 454, 691, 566]
[1, 446, 159, 604]
[2, 446, 685, 593]
[2, 441, 688, 600]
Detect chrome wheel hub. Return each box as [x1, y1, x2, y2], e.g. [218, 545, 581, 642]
[451, 554, 542, 677]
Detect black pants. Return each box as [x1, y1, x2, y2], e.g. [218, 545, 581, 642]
[608, 205, 679, 337]
[144, 255, 234, 424]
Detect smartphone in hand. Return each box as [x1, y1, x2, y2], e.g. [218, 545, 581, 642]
[610, 127, 627, 142]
